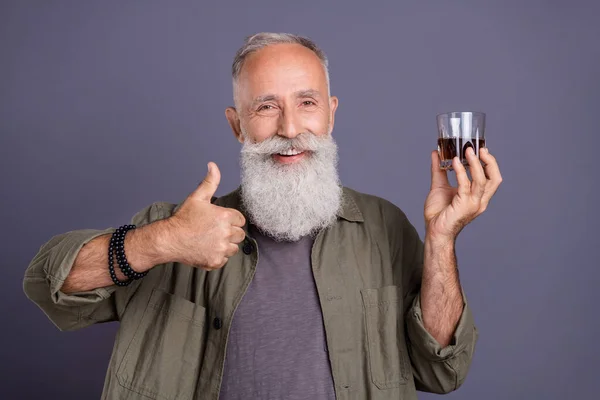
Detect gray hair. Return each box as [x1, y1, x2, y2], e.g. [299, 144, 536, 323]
[231, 32, 331, 104]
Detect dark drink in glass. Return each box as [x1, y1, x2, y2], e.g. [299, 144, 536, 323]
[436, 111, 486, 170]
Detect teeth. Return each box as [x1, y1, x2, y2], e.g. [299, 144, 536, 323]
[278, 149, 302, 156]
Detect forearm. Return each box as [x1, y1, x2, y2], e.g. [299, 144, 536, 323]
[61, 219, 172, 294]
[420, 234, 464, 347]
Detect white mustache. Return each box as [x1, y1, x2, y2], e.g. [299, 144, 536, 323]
[241, 133, 327, 155]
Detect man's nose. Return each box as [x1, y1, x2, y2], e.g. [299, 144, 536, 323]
[277, 109, 301, 139]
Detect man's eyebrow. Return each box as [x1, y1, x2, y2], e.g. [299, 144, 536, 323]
[295, 89, 322, 99]
[251, 94, 279, 107]
[250, 89, 323, 108]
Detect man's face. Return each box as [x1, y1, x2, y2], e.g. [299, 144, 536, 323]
[226, 43, 338, 165]
[227, 42, 343, 241]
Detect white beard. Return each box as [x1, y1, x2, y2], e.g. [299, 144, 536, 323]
[240, 132, 342, 242]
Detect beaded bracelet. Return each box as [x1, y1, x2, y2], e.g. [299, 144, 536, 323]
[108, 227, 131, 287]
[115, 225, 147, 280]
[108, 224, 147, 286]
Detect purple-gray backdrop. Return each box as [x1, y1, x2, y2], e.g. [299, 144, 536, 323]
[1, 1, 598, 399]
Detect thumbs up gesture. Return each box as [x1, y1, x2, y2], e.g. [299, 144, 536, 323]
[166, 162, 247, 270]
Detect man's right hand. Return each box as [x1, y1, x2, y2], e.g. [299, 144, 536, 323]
[165, 162, 247, 271]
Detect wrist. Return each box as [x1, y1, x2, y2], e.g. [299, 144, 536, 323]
[126, 219, 174, 272]
[425, 231, 455, 251]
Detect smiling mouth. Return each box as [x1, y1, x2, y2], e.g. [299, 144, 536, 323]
[271, 148, 309, 164]
[276, 148, 304, 156]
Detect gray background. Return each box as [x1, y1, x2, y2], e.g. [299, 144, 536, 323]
[1, 0, 598, 399]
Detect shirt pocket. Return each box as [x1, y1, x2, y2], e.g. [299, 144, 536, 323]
[116, 288, 207, 400]
[361, 285, 411, 389]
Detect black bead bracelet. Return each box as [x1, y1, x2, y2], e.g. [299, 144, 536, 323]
[108, 229, 131, 287]
[115, 225, 147, 280]
[108, 224, 147, 287]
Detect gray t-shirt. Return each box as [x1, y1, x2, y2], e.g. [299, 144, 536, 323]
[218, 225, 336, 400]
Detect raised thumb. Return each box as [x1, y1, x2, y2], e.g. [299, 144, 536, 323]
[195, 162, 221, 201]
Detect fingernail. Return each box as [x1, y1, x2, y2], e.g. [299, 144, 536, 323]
[482, 147, 488, 153]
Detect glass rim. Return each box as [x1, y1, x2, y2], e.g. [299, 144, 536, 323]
[436, 111, 486, 119]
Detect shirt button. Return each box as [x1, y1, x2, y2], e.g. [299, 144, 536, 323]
[242, 241, 254, 255]
[213, 317, 222, 330]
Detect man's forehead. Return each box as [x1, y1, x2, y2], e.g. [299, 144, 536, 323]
[243, 43, 320, 69]
[238, 45, 326, 84]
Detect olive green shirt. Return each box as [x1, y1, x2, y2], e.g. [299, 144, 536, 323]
[23, 187, 478, 400]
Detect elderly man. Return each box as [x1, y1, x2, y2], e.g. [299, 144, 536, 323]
[24, 32, 502, 399]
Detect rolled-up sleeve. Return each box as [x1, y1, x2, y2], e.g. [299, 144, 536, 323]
[23, 203, 160, 331]
[406, 289, 478, 393]
[23, 228, 118, 331]
[383, 200, 478, 394]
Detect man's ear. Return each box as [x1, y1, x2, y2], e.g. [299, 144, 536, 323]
[225, 107, 244, 143]
[328, 96, 339, 135]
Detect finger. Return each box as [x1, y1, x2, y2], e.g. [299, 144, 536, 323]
[225, 243, 240, 258]
[227, 209, 247, 228]
[479, 148, 503, 206]
[229, 226, 246, 244]
[201, 257, 228, 271]
[194, 162, 221, 202]
[199, 263, 220, 272]
[479, 148, 503, 185]
[466, 147, 486, 199]
[430, 150, 450, 189]
[217, 257, 229, 268]
[453, 156, 471, 197]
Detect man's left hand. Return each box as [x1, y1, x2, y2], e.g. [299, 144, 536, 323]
[424, 147, 502, 242]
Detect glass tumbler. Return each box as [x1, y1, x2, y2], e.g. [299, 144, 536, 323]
[437, 111, 486, 170]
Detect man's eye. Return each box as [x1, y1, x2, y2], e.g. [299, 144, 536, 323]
[258, 105, 274, 111]
[302, 101, 315, 106]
